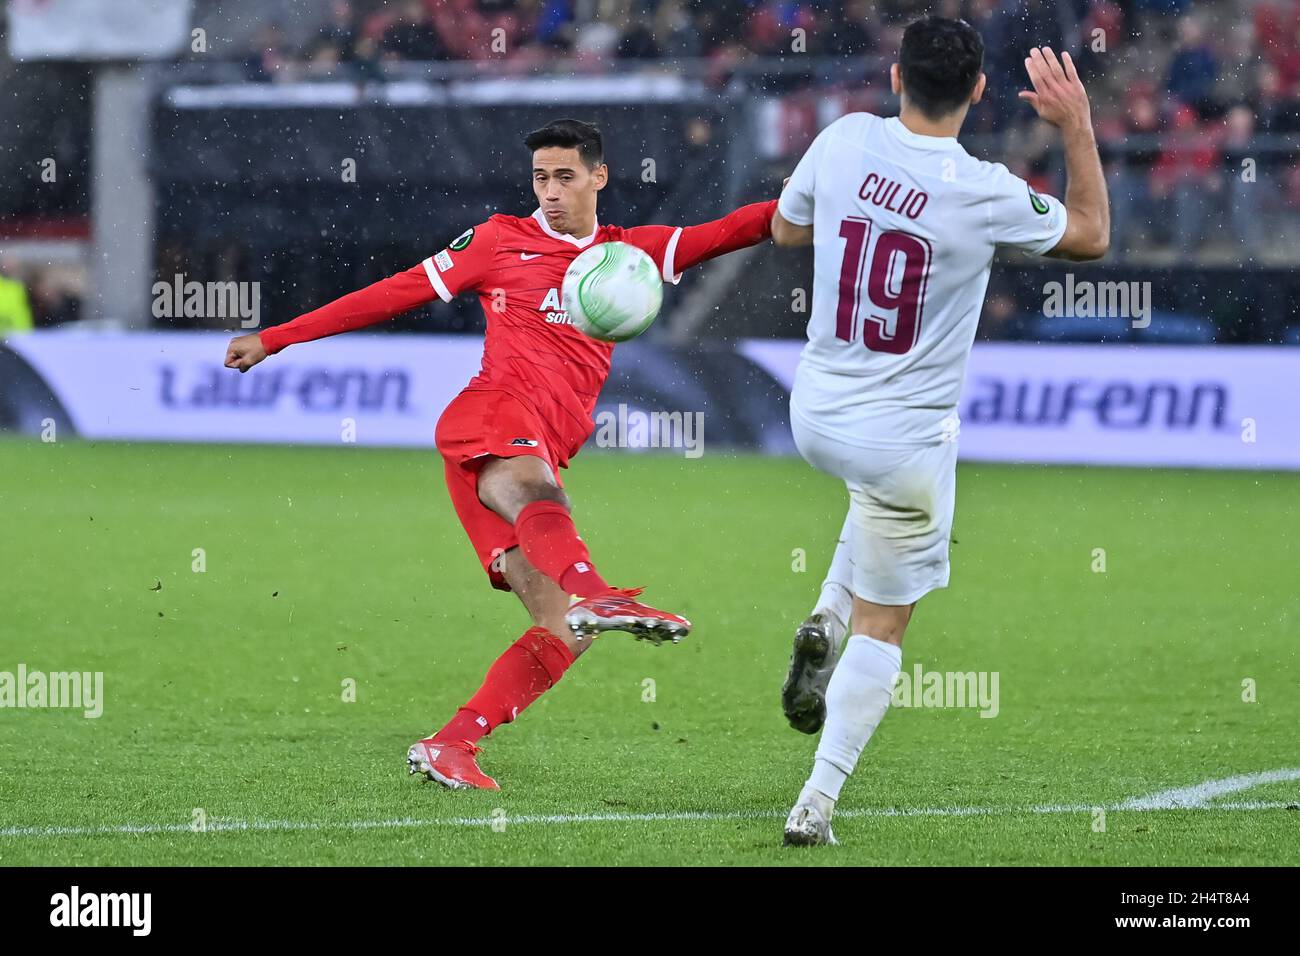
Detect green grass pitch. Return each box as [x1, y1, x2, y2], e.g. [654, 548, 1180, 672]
[0, 438, 1296, 866]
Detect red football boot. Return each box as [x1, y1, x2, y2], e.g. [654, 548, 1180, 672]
[565, 586, 692, 645]
[406, 738, 500, 790]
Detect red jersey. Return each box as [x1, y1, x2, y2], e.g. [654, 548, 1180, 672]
[260, 201, 777, 448]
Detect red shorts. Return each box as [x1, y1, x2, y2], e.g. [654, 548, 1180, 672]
[435, 388, 583, 591]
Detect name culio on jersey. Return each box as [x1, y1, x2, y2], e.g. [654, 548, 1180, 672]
[859, 171, 929, 219]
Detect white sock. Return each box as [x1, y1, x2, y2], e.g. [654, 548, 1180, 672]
[807, 634, 902, 801]
[814, 514, 853, 631]
[795, 783, 836, 819]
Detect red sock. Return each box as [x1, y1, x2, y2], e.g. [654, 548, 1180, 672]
[515, 500, 612, 597]
[432, 626, 575, 746]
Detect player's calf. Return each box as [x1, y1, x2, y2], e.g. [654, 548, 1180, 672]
[478, 455, 616, 598]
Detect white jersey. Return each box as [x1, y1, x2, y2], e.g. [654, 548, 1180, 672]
[778, 112, 1068, 446]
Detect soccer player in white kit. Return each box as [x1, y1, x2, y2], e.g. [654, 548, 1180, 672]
[770, 17, 1110, 846]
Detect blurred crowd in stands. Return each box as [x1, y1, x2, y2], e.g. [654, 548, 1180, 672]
[237, 1, 1197, 74]
[226, 0, 1300, 263]
[7, 1, 1300, 335]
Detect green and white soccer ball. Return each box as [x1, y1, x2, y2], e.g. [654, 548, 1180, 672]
[562, 241, 663, 343]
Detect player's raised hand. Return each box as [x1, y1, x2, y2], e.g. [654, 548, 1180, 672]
[224, 332, 268, 373]
[1018, 47, 1091, 132]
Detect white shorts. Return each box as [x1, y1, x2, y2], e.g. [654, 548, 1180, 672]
[792, 415, 957, 606]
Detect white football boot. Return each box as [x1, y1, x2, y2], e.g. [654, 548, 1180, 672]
[781, 611, 848, 734]
[783, 787, 839, 847]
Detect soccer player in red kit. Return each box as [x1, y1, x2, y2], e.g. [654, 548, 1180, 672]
[225, 118, 777, 790]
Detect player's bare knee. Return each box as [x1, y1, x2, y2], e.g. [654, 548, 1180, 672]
[496, 477, 568, 515]
[850, 598, 913, 646]
[477, 458, 567, 520]
[524, 481, 570, 511]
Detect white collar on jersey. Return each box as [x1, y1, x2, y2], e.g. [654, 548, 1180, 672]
[532, 208, 599, 247]
[885, 115, 962, 150]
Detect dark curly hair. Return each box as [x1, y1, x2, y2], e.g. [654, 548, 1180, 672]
[899, 17, 985, 120]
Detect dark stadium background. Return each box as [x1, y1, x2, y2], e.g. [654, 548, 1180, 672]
[6, 0, 1300, 344]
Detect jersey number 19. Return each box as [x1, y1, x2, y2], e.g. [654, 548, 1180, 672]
[835, 216, 931, 355]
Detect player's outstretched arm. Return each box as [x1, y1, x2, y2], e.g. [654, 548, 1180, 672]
[772, 178, 813, 247]
[222, 265, 442, 373]
[678, 199, 781, 268]
[620, 200, 777, 282]
[1019, 47, 1109, 261]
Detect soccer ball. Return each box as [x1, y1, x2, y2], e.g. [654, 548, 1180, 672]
[562, 241, 663, 343]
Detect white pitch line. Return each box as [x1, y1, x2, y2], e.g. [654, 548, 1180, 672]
[0, 796, 1295, 840]
[1116, 767, 1300, 810]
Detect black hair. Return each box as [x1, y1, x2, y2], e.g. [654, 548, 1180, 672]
[523, 118, 604, 168]
[899, 17, 984, 120]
